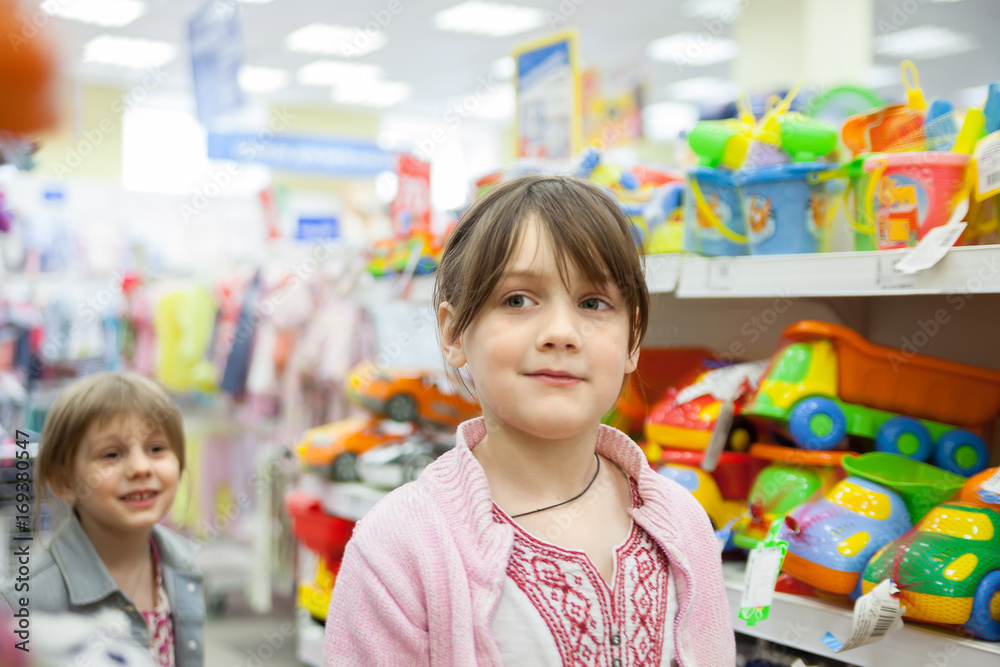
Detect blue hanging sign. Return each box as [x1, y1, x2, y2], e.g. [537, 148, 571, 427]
[189, 0, 246, 125]
[207, 132, 395, 176]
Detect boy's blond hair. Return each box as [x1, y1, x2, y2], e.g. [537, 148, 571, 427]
[35, 372, 185, 501]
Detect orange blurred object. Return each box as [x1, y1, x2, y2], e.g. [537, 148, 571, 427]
[749, 443, 857, 466]
[346, 362, 481, 428]
[841, 104, 923, 156]
[959, 467, 999, 509]
[0, 0, 59, 135]
[298, 417, 411, 469]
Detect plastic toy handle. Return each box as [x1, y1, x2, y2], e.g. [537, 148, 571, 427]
[953, 108, 985, 155]
[901, 60, 926, 111]
[737, 91, 756, 126]
[863, 158, 888, 230]
[843, 179, 874, 234]
[690, 177, 749, 244]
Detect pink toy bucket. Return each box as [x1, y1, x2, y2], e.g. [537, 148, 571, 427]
[862, 152, 970, 250]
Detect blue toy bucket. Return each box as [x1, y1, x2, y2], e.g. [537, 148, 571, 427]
[684, 167, 748, 257]
[736, 162, 841, 255]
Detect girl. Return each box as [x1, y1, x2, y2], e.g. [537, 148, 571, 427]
[0, 372, 205, 667]
[324, 174, 735, 666]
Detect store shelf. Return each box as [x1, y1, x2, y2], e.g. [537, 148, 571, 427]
[296, 608, 324, 667]
[723, 562, 1000, 666]
[675, 246, 1000, 298]
[644, 254, 682, 293]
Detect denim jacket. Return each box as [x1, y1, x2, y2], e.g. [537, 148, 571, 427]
[0, 513, 205, 666]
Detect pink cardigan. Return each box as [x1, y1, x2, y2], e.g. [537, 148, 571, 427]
[323, 418, 736, 666]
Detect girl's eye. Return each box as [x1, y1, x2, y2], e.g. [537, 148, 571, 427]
[581, 297, 610, 311]
[505, 294, 536, 308]
[101, 451, 120, 461]
[149, 444, 167, 455]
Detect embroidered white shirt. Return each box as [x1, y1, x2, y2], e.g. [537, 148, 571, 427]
[491, 480, 678, 667]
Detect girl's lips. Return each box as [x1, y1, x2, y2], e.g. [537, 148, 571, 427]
[120, 490, 158, 508]
[527, 371, 583, 386]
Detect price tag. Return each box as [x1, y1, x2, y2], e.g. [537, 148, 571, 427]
[821, 579, 905, 653]
[974, 130, 1000, 201]
[893, 198, 969, 274]
[741, 545, 784, 609]
[707, 259, 734, 290]
[738, 519, 788, 626]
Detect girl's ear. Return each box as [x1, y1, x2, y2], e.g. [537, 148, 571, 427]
[48, 470, 76, 504]
[438, 302, 467, 369]
[625, 345, 639, 375]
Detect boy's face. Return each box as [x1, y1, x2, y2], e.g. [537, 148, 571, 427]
[59, 413, 180, 537]
[441, 218, 637, 442]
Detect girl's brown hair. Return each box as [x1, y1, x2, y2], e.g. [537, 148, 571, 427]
[434, 173, 649, 359]
[35, 372, 186, 501]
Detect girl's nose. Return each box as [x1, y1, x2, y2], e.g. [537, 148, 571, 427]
[538, 300, 583, 350]
[126, 450, 154, 477]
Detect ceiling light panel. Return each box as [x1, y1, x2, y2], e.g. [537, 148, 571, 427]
[874, 26, 976, 59]
[297, 60, 383, 86]
[434, 1, 546, 37]
[239, 66, 289, 93]
[45, 0, 146, 28]
[286, 23, 385, 56]
[647, 33, 738, 66]
[82, 35, 176, 69]
[332, 80, 410, 108]
[664, 76, 738, 102]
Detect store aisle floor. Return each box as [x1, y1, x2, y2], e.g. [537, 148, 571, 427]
[204, 592, 304, 667]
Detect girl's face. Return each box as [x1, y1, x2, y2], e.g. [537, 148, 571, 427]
[59, 413, 180, 537]
[441, 218, 638, 442]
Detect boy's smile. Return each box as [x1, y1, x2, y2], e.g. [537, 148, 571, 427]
[442, 217, 637, 442]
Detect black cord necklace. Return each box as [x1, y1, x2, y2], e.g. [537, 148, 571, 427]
[511, 452, 601, 518]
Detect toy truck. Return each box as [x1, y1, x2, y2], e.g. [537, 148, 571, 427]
[743, 321, 1000, 477]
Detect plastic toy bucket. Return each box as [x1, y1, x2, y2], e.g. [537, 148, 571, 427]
[844, 155, 877, 251]
[735, 162, 841, 255]
[684, 167, 747, 256]
[862, 152, 970, 250]
[841, 453, 965, 521]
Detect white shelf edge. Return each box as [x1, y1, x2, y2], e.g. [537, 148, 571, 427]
[644, 254, 682, 294]
[676, 246, 1000, 299]
[723, 562, 1000, 666]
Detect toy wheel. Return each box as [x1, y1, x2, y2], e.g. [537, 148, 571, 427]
[964, 570, 1000, 641]
[401, 453, 435, 484]
[331, 452, 360, 482]
[876, 417, 933, 461]
[385, 394, 418, 423]
[788, 397, 847, 450]
[933, 429, 989, 477]
[727, 418, 756, 452]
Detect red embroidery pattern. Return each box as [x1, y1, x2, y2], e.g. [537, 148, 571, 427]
[495, 480, 670, 666]
[140, 541, 176, 667]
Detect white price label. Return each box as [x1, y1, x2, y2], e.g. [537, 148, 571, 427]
[707, 259, 734, 290]
[877, 254, 917, 289]
[893, 212, 968, 275]
[974, 130, 1000, 201]
[740, 546, 784, 609]
[821, 579, 905, 653]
